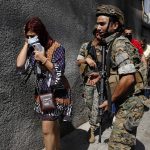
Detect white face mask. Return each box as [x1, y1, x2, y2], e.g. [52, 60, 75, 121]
[28, 36, 44, 52]
[27, 35, 39, 45]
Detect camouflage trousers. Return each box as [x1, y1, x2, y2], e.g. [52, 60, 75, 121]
[108, 95, 145, 150]
[84, 85, 99, 126]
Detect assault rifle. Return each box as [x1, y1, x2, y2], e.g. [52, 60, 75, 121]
[97, 39, 109, 143]
[99, 39, 113, 142]
[88, 39, 112, 143]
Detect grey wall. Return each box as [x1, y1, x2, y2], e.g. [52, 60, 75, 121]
[0, 0, 149, 150]
[0, 1, 96, 149]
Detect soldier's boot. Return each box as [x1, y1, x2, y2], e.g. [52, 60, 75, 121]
[88, 126, 95, 143]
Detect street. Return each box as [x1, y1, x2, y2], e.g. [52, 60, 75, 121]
[61, 109, 150, 150]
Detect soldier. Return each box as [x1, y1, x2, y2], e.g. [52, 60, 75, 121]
[95, 4, 147, 149]
[76, 27, 101, 143]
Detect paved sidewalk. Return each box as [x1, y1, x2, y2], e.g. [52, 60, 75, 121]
[61, 109, 150, 150]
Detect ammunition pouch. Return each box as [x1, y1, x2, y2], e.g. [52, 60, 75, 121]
[134, 71, 144, 94]
[123, 116, 138, 133]
[108, 71, 119, 95]
[134, 62, 148, 96]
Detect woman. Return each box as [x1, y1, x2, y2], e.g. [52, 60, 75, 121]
[16, 17, 72, 150]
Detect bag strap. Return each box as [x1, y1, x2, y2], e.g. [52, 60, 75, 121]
[47, 42, 72, 100]
[36, 41, 61, 92]
[106, 33, 121, 77]
[20, 61, 36, 86]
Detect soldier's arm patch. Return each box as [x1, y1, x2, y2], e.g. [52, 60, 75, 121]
[118, 64, 136, 74]
[115, 51, 129, 65]
[77, 43, 88, 60]
[77, 55, 85, 60]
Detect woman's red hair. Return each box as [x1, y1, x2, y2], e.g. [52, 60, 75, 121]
[24, 17, 54, 50]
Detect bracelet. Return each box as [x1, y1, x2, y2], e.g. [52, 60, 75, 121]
[42, 58, 48, 65]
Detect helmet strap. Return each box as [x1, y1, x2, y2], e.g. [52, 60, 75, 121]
[106, 17, 111, 33]
[103, 17, 111, 38]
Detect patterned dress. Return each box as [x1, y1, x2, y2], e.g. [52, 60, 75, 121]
[26, 44, 72, 121]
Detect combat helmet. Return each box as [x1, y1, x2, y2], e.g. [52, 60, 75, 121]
[96, 4, 124, 25]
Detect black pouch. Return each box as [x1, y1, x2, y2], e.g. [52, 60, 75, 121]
[123, 116, 138, 133]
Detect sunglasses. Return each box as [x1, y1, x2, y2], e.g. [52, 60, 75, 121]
[26, 35, 36, 39]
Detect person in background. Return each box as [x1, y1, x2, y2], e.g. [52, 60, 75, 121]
[140, 38, 147, 50]
[140, 38, 150, 85]
[143, 44, 150, 85]
[124, 27, 147, 64]
[16, 17, 72, 150]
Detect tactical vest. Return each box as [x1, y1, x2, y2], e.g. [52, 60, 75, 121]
[110, 36, 147, 95]
[79, 36, 146, 95]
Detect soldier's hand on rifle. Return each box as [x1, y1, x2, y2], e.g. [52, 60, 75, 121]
[85, 57, 96, 67]
[99, 100, 109, 111]
[87, 72, 101, 85]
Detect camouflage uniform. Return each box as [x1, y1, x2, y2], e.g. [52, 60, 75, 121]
[77, 42, 100, 127]
[106, 33, 146, 150]
[95, 4, 149, 149]
[84, 85, 99, 126]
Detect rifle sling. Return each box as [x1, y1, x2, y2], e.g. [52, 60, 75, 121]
[105, 33, 121, 109]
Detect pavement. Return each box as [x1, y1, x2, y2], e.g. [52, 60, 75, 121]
[61, 109, 150, 150]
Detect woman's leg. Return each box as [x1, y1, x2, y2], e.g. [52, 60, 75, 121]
[42, 120, 60, 150]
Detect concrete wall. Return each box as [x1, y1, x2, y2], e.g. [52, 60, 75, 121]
[0, 1, 95, 149]
[0, 0, 149, 149]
